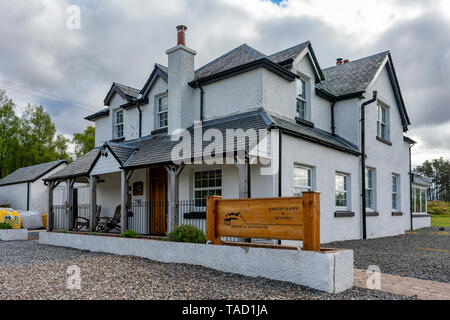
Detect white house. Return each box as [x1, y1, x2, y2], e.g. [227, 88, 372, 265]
[45, 25, 428, 243]
[0, 160, 67, 212]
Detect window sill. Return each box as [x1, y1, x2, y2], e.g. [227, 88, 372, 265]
[366, 211, 379, 217]
[110, 137, 125, 143]
[151, 127, 168, 136]
[412, 213, 431, 218]
[376, 136, 392, 146]
[183, 212, 206, 219]
[295, 117, 315, 128]
[334, 211, 355, 218]
[392, 211, 403, 216]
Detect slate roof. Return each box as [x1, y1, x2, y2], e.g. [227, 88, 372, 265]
[268, 41, 310, 64]
[107, 143, 138, 166]
[266, 113, 359, 154]
[84, 107, 109, 121]
[45, 149, 100, 181]
[317, 51, 389, 97]
[0, 160, 67, 186]
[194, 44, 267, 80]
[114, 83, 140, 99]
[412, 173, 433, 186]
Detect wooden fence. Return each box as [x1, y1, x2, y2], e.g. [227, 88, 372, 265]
[206, 192, 320, 251]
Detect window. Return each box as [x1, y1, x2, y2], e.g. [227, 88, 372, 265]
[365, 168, 375, 209]
[114, 110, 123, 138]
[194, 170, 222, 207]
[293, 165, 312, 196]
[296, 78, 307, 119]
[413, 187, 427, 213]
[377, 104, 389, 140]
[335, 173, 349, 209]
[158, 96, 168, 128]
[392, 175, 399, 210]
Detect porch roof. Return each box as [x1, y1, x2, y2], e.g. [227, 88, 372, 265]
[46, 108, 359, 180]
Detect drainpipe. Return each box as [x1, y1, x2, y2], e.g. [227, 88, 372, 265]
[330, 100, 336, 136]
[246, 149, 251, 198]
[26, 182, 30, 211]
[409, 142, 416, 230]
[360, 91, 377, 240]
[278, 129, 283, 197]
[196, 81, 205, 121]
[137, 104, 142, 138]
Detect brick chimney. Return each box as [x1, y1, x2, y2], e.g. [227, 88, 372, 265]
[166, 25, 197, 133]
[336, 58, 343, 65]
[176, 25, 187, 46]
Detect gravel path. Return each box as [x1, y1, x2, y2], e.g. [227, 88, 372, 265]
[324, 227, 450, 284]
[0, 241, 414, 300]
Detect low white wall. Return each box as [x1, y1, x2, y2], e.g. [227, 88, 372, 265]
[39, 232, 353, 293]
[0, 229, 28, 241]
[412, 214, 431, 230]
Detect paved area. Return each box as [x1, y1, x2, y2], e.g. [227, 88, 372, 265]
[324, 227, 450, 284]
[0, 241, 413, 300]
[354, 269, 450, 300]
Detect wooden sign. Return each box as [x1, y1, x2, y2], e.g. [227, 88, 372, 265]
[206, 192, 320, 251]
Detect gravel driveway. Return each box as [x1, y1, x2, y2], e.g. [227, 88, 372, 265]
[0, 241, 413, 300]
[324, 227, 450, 284]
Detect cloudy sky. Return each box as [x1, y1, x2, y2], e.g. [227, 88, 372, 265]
[0, 0, 449, 166]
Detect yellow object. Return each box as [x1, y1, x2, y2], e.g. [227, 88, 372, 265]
[0, 210, 22, 229]
[41, 213, 48, 229]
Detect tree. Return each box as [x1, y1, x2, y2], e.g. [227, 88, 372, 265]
[0, 90, 20, 178]
[415, 157, 450, 201]
[72, 126, 95, 159]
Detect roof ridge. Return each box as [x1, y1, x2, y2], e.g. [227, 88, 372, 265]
[113, 82, 140, 92]
[268, 40, 310, 57]
[195, 43, 255, 73]
[322, 50, 389, 71]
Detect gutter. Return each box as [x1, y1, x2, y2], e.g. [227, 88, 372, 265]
[360, 91, 378, 240]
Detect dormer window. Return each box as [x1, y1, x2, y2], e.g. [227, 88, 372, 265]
[114, 110, 124, 139]
[296, 78, 307, 119]
[158, 95, 168, 128]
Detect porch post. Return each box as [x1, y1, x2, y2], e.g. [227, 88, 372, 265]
[89, 176, 98, 232]
[47, 181, 54, 232]
[165, 164, 185, 233]
[66, 178, 75, 231]
[121, 170, 134, 233]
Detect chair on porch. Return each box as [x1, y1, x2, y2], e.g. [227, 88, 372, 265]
[75, 205, 102, 232]
[96, 205, 121, 233]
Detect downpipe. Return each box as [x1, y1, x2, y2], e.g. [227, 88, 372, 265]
[360, 91, 377, 240]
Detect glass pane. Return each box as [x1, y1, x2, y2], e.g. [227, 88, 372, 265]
[159, 96, 168, 111]
[421, 190, 426, 212]
[296, 79, 306, 98]
[365, 169, 372, 188]
[365, 190, 372, 208]
[297, 99, 305, 119]
[335, 175, 346, 191]
[415, 188, 420, 212]
[336, 192, 347, 207]
[293, 167, 311, 189]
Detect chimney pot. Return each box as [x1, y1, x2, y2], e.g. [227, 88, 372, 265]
[344, 59, 350, 64]
[176, 25, 188, 46]
[336, 58, 343, 65]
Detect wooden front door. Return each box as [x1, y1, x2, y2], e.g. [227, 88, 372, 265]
[149, 167, 167, 235]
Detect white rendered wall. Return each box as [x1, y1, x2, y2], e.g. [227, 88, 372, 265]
[363, 66, 411, 238]
[0, 183, 28, 210]
[94, 117, 111, 147]
[30, 163, 67, 213]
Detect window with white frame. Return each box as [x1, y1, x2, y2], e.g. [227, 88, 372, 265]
[335, 173, 349, 209]
[413, 186, 427, 213]
[377, 103, 390, 141]
[365, 168, 375, 210]
[293, 164, 312, 196]
[114, 110, 124, 139]
[194, 170, 222, 207]
[157, 95, 168, 128]
[392, 174, 400, 211]
[296, 78, 307, 120]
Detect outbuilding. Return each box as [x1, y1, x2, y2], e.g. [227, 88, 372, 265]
[0, 160, 67, 212]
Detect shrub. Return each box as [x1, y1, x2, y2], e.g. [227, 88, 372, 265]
[0, 222, 12, 229]
[0, 204, 11, 208]
[121, 229, 138, 238]
[90, 232, 99, 236]
[167, 225, 206, 244]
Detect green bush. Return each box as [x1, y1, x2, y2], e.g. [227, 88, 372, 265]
[0, 222, 12, 229]
[121, 229, 139, 238]
[167, 225, 206, 244]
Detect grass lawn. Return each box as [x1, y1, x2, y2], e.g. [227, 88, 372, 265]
[428, 201, 450, 227]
